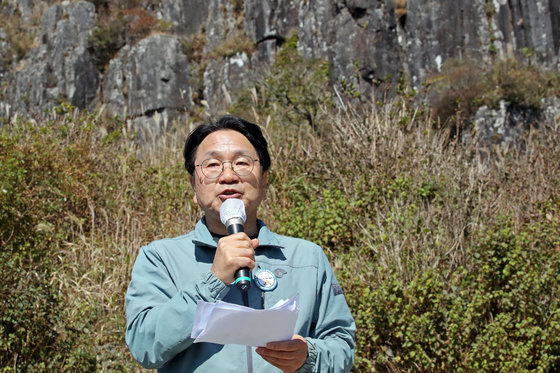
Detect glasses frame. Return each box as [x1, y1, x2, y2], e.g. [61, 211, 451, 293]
[195, 155, 260, 179]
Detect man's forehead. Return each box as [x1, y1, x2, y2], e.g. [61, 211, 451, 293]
[196, 130, 256, 157]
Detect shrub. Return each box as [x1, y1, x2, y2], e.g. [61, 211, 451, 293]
[208, 31, 255, 59]
[88, 4, 162, 71]
[260, 98, 559, 372]
[426, 58, 560, 135]
[0, 7, 39, 71]
[123, 8, 159, 43]
[231, 31, 332, 132]
[275, 188, 355, 251]
[0, 115, 102, 371]
[88, 12, 127, 71]
[458, 214, 560, 371]
[341, 209, 560, 372]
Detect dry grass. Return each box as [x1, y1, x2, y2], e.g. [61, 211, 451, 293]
[47, 114, 197, 371]
[3, 94, 558, 370]
[256, 97, 559, 283]
[0, 4, 43, 70]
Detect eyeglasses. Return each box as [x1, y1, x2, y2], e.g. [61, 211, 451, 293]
[195, 155, 260, 179]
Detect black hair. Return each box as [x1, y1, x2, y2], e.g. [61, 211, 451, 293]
[183, 115, 271, 175]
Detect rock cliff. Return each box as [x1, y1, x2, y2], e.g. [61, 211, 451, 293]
[0, 0, 558, 129]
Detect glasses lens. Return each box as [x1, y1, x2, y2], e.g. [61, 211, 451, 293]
[232, 156, 254, 176]
[201, 158, 223, 179]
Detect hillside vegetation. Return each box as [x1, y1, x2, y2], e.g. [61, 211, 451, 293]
[1, 47, 560, 371]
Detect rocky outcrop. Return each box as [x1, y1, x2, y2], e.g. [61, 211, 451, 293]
[158, 0, 209, 36]
[199, 0, 254, 109]
[472, 101, 539, 147]
[3, 1, 98, 117]
[0, 28, 7, 81]
[0, 0, 558, 129]
[328, 1, 403, 98]
[103, 34, 192, 118]
[469, 97, 560, 147]
[102, 33, 193, 137]
[543, 97, 560, 127]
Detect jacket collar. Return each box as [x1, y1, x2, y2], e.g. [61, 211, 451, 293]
[192, 217, 284, 250]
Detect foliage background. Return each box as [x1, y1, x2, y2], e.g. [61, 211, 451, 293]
[1, 38, 560, 372]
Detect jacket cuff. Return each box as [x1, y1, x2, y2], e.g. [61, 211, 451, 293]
[200, 271, 229, 301]
[296, 338, 316, 372]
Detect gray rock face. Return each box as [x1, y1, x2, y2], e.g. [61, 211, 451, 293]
[198, 0, 254, 110]
[203, 0, 237, 55]
[158, 0, 210, 36]
[5, 1, 98, 116]
[494, 0, 559, 65]
[0, 0, 558, 128]
[102, 56, 127, 118]
[329, 1, 403, 99]
[0, 28, 7, 79]
[296, 0, 333, 60]
[542, 97, 560, 128]
[203, 52, 251, 109]
[473, 101, 536, 147]
[402, 1, 491, 87]
[103, 34, 193, 120]
[471, 97, 560, 147]
[244, 0, 300, 62]
[127, 35, 191, 117]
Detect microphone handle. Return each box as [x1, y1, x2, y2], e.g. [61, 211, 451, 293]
[235, 268, 251, 292]
[226, 223, 244, 235]
[226, 223, 251, 292]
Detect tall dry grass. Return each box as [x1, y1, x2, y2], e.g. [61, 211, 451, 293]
[251, 98, 559, 370]
[48, 113, 199, 371]
[1, 95, 559, 371]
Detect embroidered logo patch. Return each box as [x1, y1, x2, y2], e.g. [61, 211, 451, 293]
[332, 283, 343, 295]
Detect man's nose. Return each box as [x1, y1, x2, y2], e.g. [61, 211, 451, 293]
[219, 162, 239, 181]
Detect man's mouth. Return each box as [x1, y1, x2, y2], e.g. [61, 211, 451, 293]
[219, 190, 242, 199]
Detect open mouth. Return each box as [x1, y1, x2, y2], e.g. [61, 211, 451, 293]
[219, 190, 242, 199]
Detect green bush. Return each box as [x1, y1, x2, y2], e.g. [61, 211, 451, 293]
[88, 14, 127, 71]
[275, 187, 354, 251]
[459, 213, 560, 371]
[426, 58, 560, 134]
[0, 105, 202, 371]
[0, 115, 103, 371]
[342, 208, 560, 372]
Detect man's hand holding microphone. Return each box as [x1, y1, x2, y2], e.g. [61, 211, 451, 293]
[211, 198, 256, 291]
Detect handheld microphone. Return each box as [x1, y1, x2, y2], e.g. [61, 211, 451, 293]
[219, 198, 251, 292]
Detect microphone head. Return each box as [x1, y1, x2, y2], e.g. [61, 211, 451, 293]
[220, 198, 247, 226]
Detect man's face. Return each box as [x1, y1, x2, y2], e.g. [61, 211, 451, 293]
[190, 129, 267, 233]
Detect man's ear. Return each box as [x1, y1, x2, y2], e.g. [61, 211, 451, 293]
[190, 174, 198, 205]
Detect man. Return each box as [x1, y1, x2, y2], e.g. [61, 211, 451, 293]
[125, 115, 355, 372]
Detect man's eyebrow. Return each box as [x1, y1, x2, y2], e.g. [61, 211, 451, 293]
[199, 149, 254, 158]
[201, 150, 220, 158]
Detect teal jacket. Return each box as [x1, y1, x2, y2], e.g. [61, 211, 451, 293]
[125, 218, 355, 372]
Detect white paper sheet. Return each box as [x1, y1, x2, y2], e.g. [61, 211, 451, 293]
[191, 294, 299, 347]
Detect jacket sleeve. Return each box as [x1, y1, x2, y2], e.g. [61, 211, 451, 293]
[125, 243, 229, 369]
[298, 249, 356, 372]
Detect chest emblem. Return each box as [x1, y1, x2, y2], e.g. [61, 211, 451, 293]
[253, 269, 278, 291]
